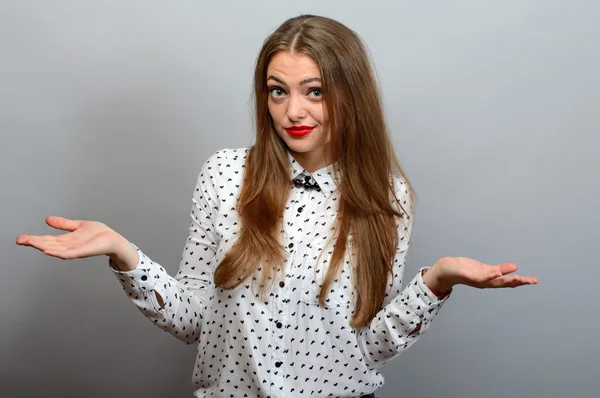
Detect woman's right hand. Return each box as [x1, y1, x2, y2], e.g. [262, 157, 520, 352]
[16, 216, 136, 269]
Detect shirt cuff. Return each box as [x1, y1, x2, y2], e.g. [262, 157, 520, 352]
[108, 243, 160, 294]
[400, 267, 451, 334]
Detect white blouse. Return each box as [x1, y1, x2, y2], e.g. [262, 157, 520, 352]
[109, 147, 450, 398]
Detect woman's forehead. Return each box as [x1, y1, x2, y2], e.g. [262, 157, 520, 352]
[266, 51, 321, 83]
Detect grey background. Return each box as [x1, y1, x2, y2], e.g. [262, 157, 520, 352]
[2, 1, 598, 397]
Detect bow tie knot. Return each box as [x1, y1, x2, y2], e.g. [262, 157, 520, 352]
[293, 175, 321, 192]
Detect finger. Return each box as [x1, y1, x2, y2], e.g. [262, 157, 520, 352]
[458, 259, 503, 282]
[521, 276, 539, 284]
[16, 235, 59, 250]
[46, 216, 82, 232]
[479, 266, 505, 282]
[510, 278, 537, 288]
[505, 275, 538, 286]
[16, 235, 37, 245]
[476, 263, 517, 283]
[487, 274, 522, 288]
[17, 233, 76, 250]
[496, 262, 518, 275]
[487, 274, 537, 288]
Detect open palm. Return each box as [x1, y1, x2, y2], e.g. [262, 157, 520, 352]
[436, 256, 538, 289]
[16, 216, 121, 260]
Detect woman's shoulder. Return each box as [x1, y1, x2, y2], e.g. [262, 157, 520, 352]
[391, 171, 410, 197]
[390, 171, 414, 217]
[199, 147, 250, 172]
[196, 147, 250, 189]
[206, 147, 250, 163]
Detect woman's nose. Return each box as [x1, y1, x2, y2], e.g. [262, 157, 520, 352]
[286, 93, 306, 121]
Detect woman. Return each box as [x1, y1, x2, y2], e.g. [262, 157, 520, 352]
[16, 14, 538, 398]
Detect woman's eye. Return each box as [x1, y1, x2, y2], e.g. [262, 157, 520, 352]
[269, 87, 285, 97]
[308, 88, 321, 98]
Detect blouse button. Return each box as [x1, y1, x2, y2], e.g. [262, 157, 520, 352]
[141, 275, 147, 281]
[279, 281, 285, 288]
[276, 322, 283, 329]
[275, 361, 282, 368]
[288, 242, 294, 248]
[297, 206, 303, 213]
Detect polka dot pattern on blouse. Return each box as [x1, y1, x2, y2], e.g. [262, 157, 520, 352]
[109, 147, 450, 398]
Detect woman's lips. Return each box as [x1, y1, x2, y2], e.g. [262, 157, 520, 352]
[285, 126, 315, 137]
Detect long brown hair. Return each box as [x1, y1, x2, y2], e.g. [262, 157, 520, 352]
[214, 14, 414, 328]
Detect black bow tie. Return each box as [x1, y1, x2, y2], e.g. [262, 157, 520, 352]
[293, 175, 321, 192]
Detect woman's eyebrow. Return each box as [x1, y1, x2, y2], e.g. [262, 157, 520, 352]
[299, 77, 321, 85]
[267, 75, 286, 86]
[267, 75, 321, 86]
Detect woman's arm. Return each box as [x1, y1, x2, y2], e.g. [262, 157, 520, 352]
[108, 153, 222, 344]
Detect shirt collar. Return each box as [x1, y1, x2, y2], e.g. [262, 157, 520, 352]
[287, 149, 340, 198]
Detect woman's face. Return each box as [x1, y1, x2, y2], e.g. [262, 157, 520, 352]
[266, 51, 329, 172]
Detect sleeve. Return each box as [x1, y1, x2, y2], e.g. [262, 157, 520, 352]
[356, 173, 451, 369]
[108, 152, 221, 344]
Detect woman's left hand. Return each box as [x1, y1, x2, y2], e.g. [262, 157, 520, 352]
[423, 257, 539, 293]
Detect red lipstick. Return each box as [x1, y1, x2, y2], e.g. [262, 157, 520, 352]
[285, 125, 315, 137]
